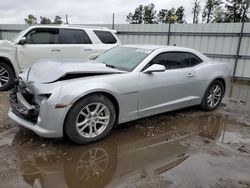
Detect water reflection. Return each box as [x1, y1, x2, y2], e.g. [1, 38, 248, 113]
[12, 114, 226, 188]
[76, 148, 108, 181]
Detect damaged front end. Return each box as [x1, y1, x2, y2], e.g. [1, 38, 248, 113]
[9, 78, 40, 123]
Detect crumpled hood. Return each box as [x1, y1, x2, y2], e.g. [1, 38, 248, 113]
[26, 59, 125, 84]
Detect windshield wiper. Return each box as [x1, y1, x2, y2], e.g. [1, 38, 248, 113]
[105, 64, 116, 69]
[102, 62, 126, 71]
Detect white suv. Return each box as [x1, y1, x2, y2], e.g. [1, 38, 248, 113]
[0, 25, 121, 90]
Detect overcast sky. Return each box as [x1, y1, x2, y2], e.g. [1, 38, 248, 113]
[0, 0, 200, 24]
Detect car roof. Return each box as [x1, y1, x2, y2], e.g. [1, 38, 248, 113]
[122, 44, 210, 61]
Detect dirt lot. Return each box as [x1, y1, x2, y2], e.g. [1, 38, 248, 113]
[0, 82, 250, 188]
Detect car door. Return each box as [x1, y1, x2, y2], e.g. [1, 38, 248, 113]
[60, 29, 95, 60]
[17, 28, 62, 70]
[138, 52, 201, 117]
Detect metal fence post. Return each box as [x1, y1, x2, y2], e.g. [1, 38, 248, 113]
[112, 13, 115, 30]
[167, 22, 171, 45]
[233, 22, 245, 80]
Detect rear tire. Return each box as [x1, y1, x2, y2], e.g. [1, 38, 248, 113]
[0, 62, 15, 91]
[200, 80, 225, 111]
[64, 94, 116, 144]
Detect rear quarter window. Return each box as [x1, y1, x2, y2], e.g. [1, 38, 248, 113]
[188, 53, 203, 66]
[93, 30, 117, 44]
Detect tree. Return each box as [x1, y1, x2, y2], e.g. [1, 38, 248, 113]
[241, 0, 250, 22]
[224, 0, 250, 22]
[158, 9, 169, 23]
[176, 6, 185, 23]
[157, 8, 176, 23]
[166, 8, 177, 23]
[157, 7, 185, 24]
[127, 4, 186, 24]
[202, 0, 223, 23]
[143, 3, 157, 23]
[192, 0, 201, 23]
[40, 17, 52, 24]
[126, 5, 144, 24]
[126, 4, 157, 24]
[53, 16, 63, 24]
[212, 6, 225, 22]
[24, 14, 37, 25]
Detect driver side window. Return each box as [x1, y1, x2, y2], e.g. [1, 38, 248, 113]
[25, 29, 60, 44]
[151, 52, 190, 69]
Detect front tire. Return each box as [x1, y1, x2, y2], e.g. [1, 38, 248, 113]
[64, 94, 116, 144]
[200, 80, 225, 111]
[0, 62, 15, 91]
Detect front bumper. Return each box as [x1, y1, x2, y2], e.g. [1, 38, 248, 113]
[8, 109, 60, 137]
[9, 90, 39, 123]
[8, 87, 70, 138]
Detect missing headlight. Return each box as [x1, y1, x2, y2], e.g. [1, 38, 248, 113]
[39, 93, 52, 100]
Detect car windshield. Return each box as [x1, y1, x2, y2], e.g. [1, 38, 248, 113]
[95, 46, 152, 71]
[10, 28, 28, 43]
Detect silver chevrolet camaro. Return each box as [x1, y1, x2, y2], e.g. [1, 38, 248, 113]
[8, 45, 231, 144]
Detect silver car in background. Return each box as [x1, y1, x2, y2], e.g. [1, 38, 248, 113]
[8, 45, 231, 144]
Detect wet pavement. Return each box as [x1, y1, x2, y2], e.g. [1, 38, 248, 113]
[0, 82, 250, 188]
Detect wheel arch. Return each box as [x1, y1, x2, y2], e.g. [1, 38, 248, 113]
[87, 91, 120, 124]
[0, 56, 17, 76]
[63, 91, 120, 136]
[200, 77, 226, 111]
[201, 77, 226, 101]
[212, 77, 226, 90]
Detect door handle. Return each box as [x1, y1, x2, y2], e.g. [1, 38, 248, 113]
[186, 73, 195, 78]
[83, 48, 93, 51]
[51, 48, 61, 52]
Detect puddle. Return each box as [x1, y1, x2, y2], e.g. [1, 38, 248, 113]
[7, 113, 250, 188]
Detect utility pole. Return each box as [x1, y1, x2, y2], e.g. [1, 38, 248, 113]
[66, 14, 69, 24]
[167, 15, 177, 45]
[167, 22, 171, 45]
[112, 13, 115, 29]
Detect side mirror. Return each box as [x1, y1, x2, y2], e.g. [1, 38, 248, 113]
[18, 37, 27, 45]
[88, 53, 99, 60]
[143, 64, 166, 74]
